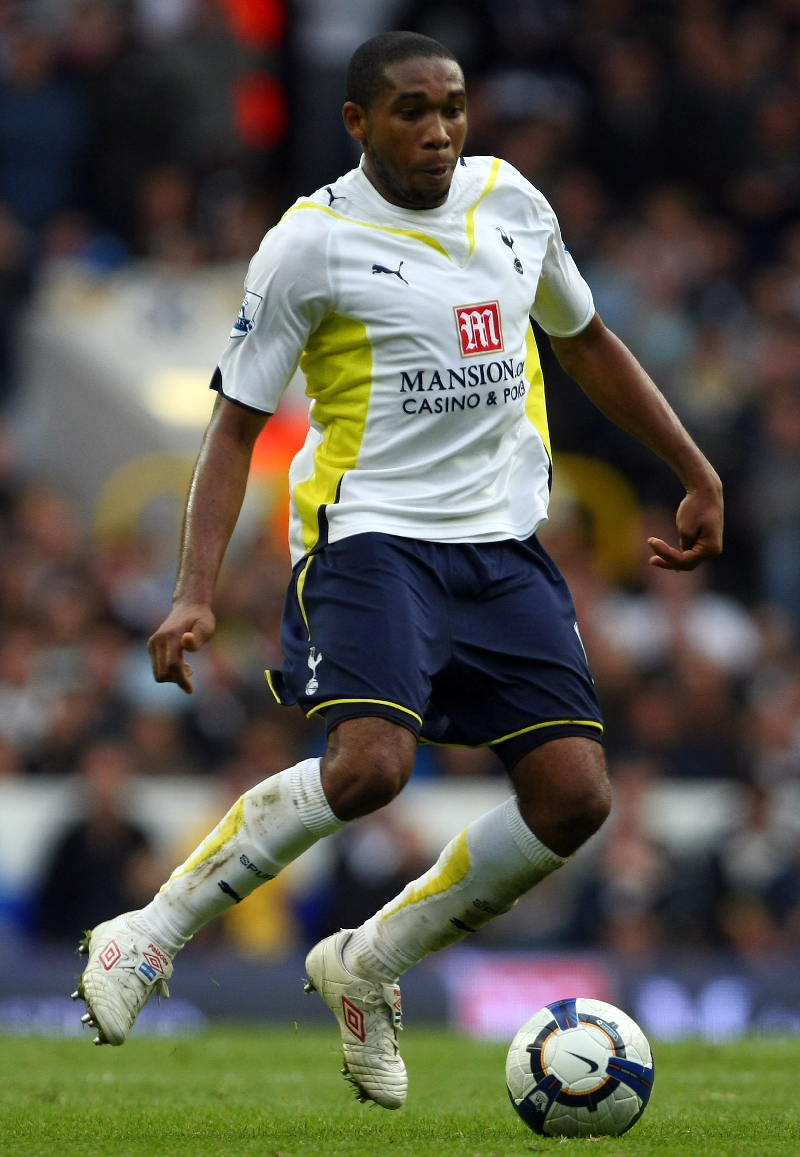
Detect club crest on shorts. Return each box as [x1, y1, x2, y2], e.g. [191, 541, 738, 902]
[305, 647, 323, 696]
[454, 301, 504, 357]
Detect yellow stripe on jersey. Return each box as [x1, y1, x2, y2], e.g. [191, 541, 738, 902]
[164, 794, 246, 887]
[524, 324, 551, 459]
[282, 201, 452, 261]
[294, 313, 373, 554]
[466, 156, 502, 256]
[380, 828, 471, 920]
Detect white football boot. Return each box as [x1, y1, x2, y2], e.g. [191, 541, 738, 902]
[304, 929, 407, 1110]
[71, 912, 173, 1045]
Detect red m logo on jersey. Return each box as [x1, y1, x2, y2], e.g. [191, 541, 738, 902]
[454, 301, 504, 356]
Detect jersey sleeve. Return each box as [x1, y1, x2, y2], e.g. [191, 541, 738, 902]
[529, 195, 595, 339]
[213, 209, 332, 414]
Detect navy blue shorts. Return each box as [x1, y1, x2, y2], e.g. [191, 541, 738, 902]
[266, 532, 603, 772]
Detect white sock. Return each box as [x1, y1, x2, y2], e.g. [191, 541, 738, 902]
[138, 758, 343, 955]
[343, 798, 566, 982]
[343, 925, 398, 983]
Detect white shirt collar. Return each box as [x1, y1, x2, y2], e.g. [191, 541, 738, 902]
[351, 156, 463, 223]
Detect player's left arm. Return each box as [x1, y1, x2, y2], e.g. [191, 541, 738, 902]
[550, 312, 723, 571]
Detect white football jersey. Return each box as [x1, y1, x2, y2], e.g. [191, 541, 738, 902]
[216, 156, 594, 565]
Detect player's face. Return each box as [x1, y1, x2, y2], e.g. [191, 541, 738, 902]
[345, 56, 467, 209]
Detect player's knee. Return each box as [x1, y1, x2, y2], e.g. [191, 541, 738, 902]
[361, 744, 414, 808]
[321, 719, 417, 819]
[325, 744, 414, 816]
[561, 771, 612, 842]
[546, 762, 612, 856]
[515, 740, 612, 857]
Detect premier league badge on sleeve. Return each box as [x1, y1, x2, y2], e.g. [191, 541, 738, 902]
[231, 289, 263, 338]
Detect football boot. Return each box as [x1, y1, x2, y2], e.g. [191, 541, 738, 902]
[304, 929, 407, 1109]
[71, 912, 172, 1046]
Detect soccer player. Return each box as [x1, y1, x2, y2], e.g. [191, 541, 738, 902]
[73, 32, 723, 1108]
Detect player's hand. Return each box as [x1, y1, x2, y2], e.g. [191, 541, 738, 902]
[148, 602, 217, 693]
[647, 482, 724, 572]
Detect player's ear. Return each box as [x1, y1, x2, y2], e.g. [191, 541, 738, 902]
[343, 100, 368, 143]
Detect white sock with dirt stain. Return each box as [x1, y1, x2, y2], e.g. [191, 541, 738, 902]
[137, 758, 343, 955]
[343, 797, 567, 983]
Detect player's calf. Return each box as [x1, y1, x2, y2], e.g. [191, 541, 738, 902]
[72, 730, 420, 1048]
[305, 794, 572, 1106]
[73, 757, 345, 1043]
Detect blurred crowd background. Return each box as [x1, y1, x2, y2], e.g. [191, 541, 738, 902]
[2, 0, 800, 970]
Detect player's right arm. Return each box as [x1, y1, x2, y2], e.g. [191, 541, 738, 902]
[148, 396, 268, 693]
[148, 205, 333, 692]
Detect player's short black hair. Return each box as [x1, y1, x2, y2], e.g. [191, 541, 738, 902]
[346, 31, 460, 111]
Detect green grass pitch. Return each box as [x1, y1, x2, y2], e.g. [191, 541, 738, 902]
[1, 1027, 798, 1156]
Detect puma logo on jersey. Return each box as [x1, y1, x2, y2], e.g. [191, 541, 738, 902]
[325, 187, 345, 206]
[497, 228, 523, 274]
[454, 301, 504, 356]
[305, 647, 323, 695]
[372, 261, 408, 284]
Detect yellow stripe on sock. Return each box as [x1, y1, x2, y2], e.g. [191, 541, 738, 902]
[163, 795, 246, 888]
[380, 828, 471, 920]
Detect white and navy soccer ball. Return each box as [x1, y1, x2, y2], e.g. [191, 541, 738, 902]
[506, 997, 654, 1138]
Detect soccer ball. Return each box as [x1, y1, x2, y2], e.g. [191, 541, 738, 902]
[506, 997, 654, 1138]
